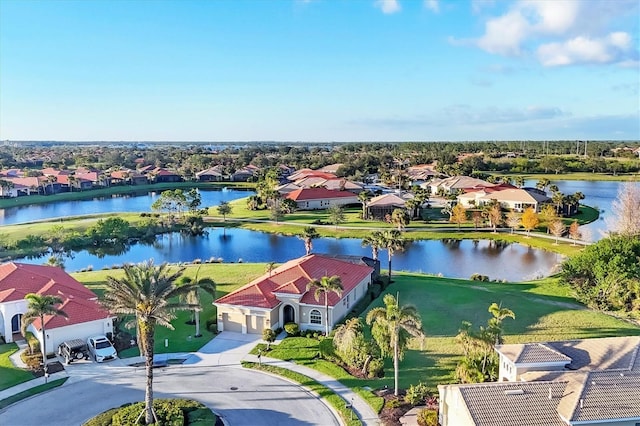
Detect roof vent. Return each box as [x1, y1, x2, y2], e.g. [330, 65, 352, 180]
[504, 389, 524, 395]
[580, 399, 584, 409]
[548, 388, 552, 399]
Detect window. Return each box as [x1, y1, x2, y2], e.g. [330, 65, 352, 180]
[310, 309, 322, 325]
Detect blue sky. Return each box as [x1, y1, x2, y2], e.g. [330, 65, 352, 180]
[1, 0, 638, 142]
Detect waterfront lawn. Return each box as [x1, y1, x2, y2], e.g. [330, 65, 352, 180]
[73, 263, 267, 357]
[490, 171, 640, 182]
[0, 343, 35, 392]
[259, 273, 640, 391]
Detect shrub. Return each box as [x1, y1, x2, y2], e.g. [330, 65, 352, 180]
[86, 399, 213, 426]
[405, 382, 430, 406]
[205, 316, 217, 333]
[262, 328, 276, 349]
[367, 358, 385, 378]
[24, 331, 40, 354]
[284, 322, 299, 336]
[470, 273, 490, 281]
[416, 409, 438, 426]
[21, 351, 42, 370]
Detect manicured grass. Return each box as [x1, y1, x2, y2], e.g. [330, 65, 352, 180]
[0, 343, 35, 392]
[0, 378, 68, 409]
[242, 361, 363, 426]
[256, 273, 640, 392]
[73, 263, 268, 357]
[490, 171, 640, 182]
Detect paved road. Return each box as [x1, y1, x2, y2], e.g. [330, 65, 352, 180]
[1, 365, 340, 426]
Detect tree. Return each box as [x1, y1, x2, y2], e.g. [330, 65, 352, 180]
[404, 198, 419, 219]
[487, 303, 515, 345]
[269, 202, 283, 223]
[521, 207, 539, 237]
[539, 204, 558, 232]
[568, 220, 581, 245]
[358, 191, 370, 219]
[380, 230, 405, 283]
[606, 182, 640, 237]
[450, 204, 467, 229]
[306, 275, 343, 336]
[484, 203, 502, 233]
[561, 236, 640, 313]
[265, 261, 277, 277]
[472, 210, 483, 229]
[514, 176, 525, 188]
[549, 220, 566, 244]
[362, 230, 384, 262]
[186, 188, 202, 213]
[299, 226, 320, 256]
[21, 294, 68, 382]
[217, 201, 232, 222]
[262, 328, 277, 350]
[366, 293, 425, 396]
[327, 205, 346, 230]
[391, 208, 410, 231]
[102, 261, 198, 424]
[177, 271, 216, 337]
[536, 178, 550, 193]
[506, 211, 520, 234]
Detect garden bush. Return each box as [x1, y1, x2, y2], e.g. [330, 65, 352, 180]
[83, 399, 215, 426]
[24, 331, 40, 354]
[405, 382, 430, 406]
[21, 351, 42, 370]
[367, 358, 385, 378]
[205, 316, 217, 333]
[470, 273, 490, 281]
[416, 409, 438, 426]
[284, 322, 299, 336]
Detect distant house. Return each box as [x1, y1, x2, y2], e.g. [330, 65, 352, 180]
[458, 187, 550, 212]
[150, 168, 182, 183]
[366, 193, 407, 220]
[56, 174, 94, 191]
[438, 336, 640, 426]
[317, 163, 343, 174]
[285, 187, 359, 210]
[232, 165, 260, 182]
[0, 262, 115, 354]
[287, 169, 336, 182]
[407, 164, 439, 186]
[426, 176, 494, 195]
[214, 254, 375, 334]
[111, 170, 148, 185]
[1, 177, 41, 196]
[196, 165, 226, 182]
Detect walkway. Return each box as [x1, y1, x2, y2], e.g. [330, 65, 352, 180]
[1, 331, 381, 425]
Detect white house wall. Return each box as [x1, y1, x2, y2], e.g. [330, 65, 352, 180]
[29, 318, 115, 355]
[438, 386, 475, 426]
[0, 299, 28, 343]
[295, 196, 359, 210]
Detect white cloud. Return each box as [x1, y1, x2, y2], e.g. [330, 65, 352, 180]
[468, 0, 639, 66]
[537, 32, 634, 66]
[424, 0, 439, 13]
[374, 0, 401, 14]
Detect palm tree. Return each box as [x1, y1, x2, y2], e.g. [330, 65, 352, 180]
[299, 226, 320, 256]
[333, 317, 363, 355]
[362, 230, 384, 262]
[366, 293, 425, 396]
[391, 208, 410, 231]
[380, 230, 405, 283]
[178, 270, 216, 337]
[514, 176, 525, 188]
[358, 191, 370, 219]
[487, 303, 515, 345]
[101, 261, 198, 425]
[21, 294, 68, 382]
[306, 275, 343, 336]
[265, 261, 277, 277]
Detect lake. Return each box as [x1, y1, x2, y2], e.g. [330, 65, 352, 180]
[18, 228, 561, 282]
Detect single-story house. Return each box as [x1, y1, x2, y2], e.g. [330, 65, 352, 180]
[150, 168, 182, 183]
[196, 165, 226, 182]
[426, 176, 494, 195]
[0, 262, 115, 354]
[438, 336, 640, 426]
[285, 187, 360, 210]
[232, 165, 260, 182]
[111, 170, 148, 185]
[458, 187, 550, 212]
[366, 193, 407, 220]
[214, 254, 375, 334]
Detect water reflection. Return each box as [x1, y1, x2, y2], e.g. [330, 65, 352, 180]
[16, 228, 560, 282]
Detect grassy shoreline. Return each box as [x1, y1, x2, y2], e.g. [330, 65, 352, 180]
[490, 171, 640, 182]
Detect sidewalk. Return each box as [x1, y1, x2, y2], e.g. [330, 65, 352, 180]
[243, 353, 380, 426]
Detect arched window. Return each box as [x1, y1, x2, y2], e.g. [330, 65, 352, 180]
[309, 309, 322, 325]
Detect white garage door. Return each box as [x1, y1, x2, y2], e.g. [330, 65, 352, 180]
[222, 313, 243, 333]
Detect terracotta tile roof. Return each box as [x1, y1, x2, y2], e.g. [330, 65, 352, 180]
[285, 187, 358, 201]
[458, 381, 569, 426]
[215, 254, 373, 309]
[0, 262, 113, 330]
[367, 193, 406, 207]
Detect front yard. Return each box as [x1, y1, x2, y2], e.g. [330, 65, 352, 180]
[0, 343, 34, 391]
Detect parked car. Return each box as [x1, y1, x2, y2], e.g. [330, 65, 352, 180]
[57, 339, 90, 364]
[87, 335, 118, 362]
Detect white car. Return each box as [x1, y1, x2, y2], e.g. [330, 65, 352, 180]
[87, 335, 118, 362]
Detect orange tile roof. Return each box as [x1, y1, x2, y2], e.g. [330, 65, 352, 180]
[215, 255, 373, 309]
[285, 187, 358, 201]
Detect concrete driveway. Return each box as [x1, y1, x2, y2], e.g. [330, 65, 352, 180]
[1, 332, 341, 426]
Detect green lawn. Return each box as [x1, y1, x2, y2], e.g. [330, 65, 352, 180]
[0, 378, 68, 409]
[0, 343, 35, 392]
[73, 263, 268, 357]
[490, 171, 640, 182]
[257, 273, 640, 392]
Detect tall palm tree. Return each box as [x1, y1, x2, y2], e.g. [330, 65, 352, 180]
[265, 261, 277, 277]
[178, 270, 216, 337]
[380, 230, 405, 283]
[362, 230, 384, 262]
[306, 275, 343, 336]
[299, 226, 320, 256]
[358, 191, 370, 219]
[366, 293, 425, 396]
[101, 261, 198, 425]
[21, 294, 68, 382]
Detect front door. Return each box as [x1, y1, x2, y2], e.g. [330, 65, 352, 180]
[11, 314, 22, 334]
[283, 305, 295, 324]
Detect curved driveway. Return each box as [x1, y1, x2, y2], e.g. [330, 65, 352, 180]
[1, 365, 339, 426]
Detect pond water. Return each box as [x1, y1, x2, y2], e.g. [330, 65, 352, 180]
[17, 228, 561, 282]
[0, 188, 252, 225]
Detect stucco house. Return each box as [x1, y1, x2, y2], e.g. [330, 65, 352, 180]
[426, 176, 494, 195]
[196, 165, 226, 182]
[0, 262, 115, 354]
[284, 187, 360, 210]
[366, 193, 407, 220]
[438, 336, 640, 426]
[214, 254, 375, 334]
[457, 187, 550, 212]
